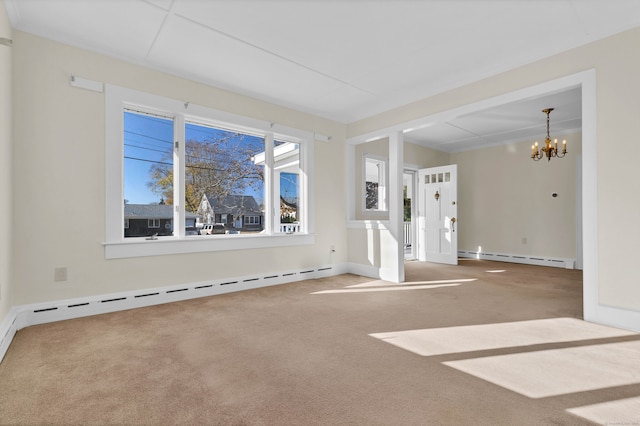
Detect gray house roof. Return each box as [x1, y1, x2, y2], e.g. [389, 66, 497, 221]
[203, 194, 262, 216]
[124, 204, 198, 219]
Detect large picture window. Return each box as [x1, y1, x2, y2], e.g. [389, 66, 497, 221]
[106, 85, 314, 258]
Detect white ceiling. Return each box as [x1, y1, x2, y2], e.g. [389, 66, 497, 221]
[405, 87, 582, 152]
[4, 0, 640, 148]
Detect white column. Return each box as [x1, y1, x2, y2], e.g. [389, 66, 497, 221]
[346, 142, 356, 221]
[381, 131, 405, 283]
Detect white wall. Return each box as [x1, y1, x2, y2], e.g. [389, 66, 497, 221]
[0, 2, 12, 323]
[10, 31, 347, 306]
[452, 132, 582, 260]
[348, 26, 640, 317]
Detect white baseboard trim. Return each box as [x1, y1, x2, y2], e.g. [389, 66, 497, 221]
[345, 262, 381, 279]
[587, 303, 640, 333]
[0, 263, 348, 364]
[0, 307, 19, 364]
[458, 250, 575, 269]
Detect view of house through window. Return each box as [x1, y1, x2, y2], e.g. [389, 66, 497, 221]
[275, 140, 300, 233]
[189, 121, 265, 235]
[123, 110, 175, 237]
[122, 108, 302, 238]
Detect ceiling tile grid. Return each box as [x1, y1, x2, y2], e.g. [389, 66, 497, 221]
[4, 0, 637, 148]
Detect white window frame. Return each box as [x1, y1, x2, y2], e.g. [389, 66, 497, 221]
[105, 85, 314, 259]
[363, 154, 387, 212]
[148, 219, 160, 228]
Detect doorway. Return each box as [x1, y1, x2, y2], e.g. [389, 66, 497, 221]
[403, 170, 417, 260]
[417, 164, 458, 265]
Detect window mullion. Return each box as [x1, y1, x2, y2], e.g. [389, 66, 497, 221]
[174, 114, 186, 238]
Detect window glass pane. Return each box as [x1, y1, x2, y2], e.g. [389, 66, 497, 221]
[186, 122, 265, 235]
[123, 110, 174, 238]
[445, 172, 451, 182]
[365, 157, 385, 210]
[275, 140, 300, 233]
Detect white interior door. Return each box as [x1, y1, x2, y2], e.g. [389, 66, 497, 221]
[418, 165, 458, 265]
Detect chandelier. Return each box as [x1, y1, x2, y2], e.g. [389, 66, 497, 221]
[531, 108, 567, 161]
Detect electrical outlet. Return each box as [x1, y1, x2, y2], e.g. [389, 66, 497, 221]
[54, 267, 67, 282]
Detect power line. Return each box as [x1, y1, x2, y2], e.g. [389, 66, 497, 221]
[124, 143, 172, 156]
[124, 130, 173, 145]
[124, 156, 173, 167]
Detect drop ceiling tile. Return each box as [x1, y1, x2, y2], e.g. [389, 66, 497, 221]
[147, 14, 345, 111]
[172, 1, 440, 84]
[10, 0, 166, 59]
[310, 84, 380, 122]
[145, 0, 173, 11]
[433, 136, 494, 153]
[406, 123, 476, 146]
[569, 1, 640, 40]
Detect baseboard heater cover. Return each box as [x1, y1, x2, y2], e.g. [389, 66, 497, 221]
[458, 250, 575, 269]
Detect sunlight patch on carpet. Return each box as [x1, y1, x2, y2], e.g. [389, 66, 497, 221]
[444, 341, 640, 398]
[346, 278, 476, 288]
[369, 318, 635, 356]
[567, 396, 640, 425]
[311, 283, 462, 294]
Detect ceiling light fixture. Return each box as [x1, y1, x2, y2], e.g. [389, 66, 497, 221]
[531, 108, 567, 162]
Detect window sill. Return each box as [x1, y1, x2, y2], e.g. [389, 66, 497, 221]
[104, 233, 315, 259]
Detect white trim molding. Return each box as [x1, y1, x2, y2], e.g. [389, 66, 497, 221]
[0, 307, 19, 364]
[105, 233, 315, 259]
[105, 84, 315, 259]
[458, 250, 575, 269]
[346, 262, 382, 279]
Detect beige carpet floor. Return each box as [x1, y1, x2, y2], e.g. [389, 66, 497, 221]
[1, 260, 639, 425]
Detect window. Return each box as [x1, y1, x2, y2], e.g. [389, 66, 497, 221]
[106, 85, 314, 258]
[275, 140, 300, 233]
[245, 216, 260, 225]
[185, 120, 265, 233]
[364, 155, 387, 211]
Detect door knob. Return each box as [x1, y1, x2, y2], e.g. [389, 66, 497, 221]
[451, 217, 457, 232]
